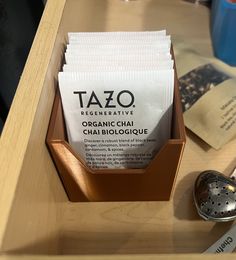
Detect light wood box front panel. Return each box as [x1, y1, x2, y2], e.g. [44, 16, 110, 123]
[0, 0, 234, 259]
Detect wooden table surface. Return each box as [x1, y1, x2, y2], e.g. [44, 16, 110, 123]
[1, 0, 236, 259]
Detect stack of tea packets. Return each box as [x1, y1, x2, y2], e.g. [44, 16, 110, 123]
[58, 31, 174, 169]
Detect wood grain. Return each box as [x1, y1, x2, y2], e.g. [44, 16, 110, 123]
[0, 0, 236, 259]
[0, 0, 66, 253]
[0, 254, 234, 260]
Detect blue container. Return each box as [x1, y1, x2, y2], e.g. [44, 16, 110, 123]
[211, 0, 236, 66]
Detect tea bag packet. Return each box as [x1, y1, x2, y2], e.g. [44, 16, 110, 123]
[68, 40, 170, 48]
[65, 52, 172, 64]
[177, 49, 236, 149]
[68, 30, 167, 38]
[184, 78, 236, 149]
[64, 50, 173, 71]
[66, 44, 171, 53]
[58, 31, 175, 169]
[62, 62, 173, 72]
[65, 48, 172, 70]
[66, 44, 171, 56]
[58, 70, 174, 169]
[68, 30, 169, 43]
[63, 58, 173, 71]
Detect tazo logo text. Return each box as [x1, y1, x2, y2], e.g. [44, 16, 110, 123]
[73, 90, 135, 108]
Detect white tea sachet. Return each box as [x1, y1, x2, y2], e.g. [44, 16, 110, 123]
[66, 44, 171, 56]
[58, 71, 174, 169]
[58, 31, 175, 169]
[63, 59, 173, 71]
[68, 30, 169, 44]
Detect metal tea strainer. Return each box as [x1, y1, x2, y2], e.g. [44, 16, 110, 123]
[194, 170, 236, 222]
[194, 169, 236, 253]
